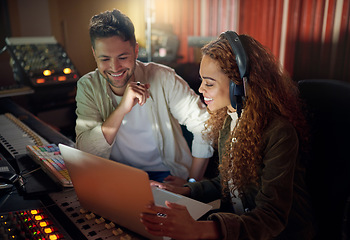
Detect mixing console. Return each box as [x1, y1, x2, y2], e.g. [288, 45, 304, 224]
[0, 208, 71, 240]
[49, 189, 145, 240]
[5, 37, 79, 87]
[0, 113, 48, 159]
[0, 100, 149, 239]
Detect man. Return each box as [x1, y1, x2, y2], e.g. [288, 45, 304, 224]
[75, 9, 213, 184]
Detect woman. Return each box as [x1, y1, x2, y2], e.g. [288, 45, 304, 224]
[140, 32, 316, 239]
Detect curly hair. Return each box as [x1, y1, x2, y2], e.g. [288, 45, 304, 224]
[201, 34, 309, 196]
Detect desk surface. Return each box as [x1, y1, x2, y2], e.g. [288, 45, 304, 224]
[0, 98, 144, 240]
[0, 98, 77, 239]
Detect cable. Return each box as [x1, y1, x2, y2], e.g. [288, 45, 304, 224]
[0, 45, 7, 55]
[20, 167, 41, 177]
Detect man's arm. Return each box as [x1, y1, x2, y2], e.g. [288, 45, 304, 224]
[102, 82, 150, 145]
[101, 105, 128, 145]
[164, 157, 209, 186]
[189, 157, 209, 181]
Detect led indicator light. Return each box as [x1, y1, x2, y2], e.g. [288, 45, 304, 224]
[58, 76, 66, 81]
[43, 70, 52, 76]
[63, 68, 72, 74]
[36, 78, 45, 84]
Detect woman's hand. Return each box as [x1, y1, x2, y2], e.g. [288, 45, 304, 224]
[140, 201, 200, 239]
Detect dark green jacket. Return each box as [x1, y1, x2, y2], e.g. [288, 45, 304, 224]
[186, 115, 316, 239]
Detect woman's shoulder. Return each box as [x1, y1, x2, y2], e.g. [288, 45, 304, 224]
[264, 115, 298, 143]
[267, 115, 295, 131]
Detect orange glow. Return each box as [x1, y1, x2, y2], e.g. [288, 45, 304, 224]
[43, 70, 52, 76]
[34, 215, 43, 221]
[63, 68, 72, 74]
[30, 210, 38, 215]
[44, 227, 53, 234]
[49, 234, 59, 240]
[39, 221, 48, 227]
[36, 78, 45, 84]
[58, 76, 67, 81]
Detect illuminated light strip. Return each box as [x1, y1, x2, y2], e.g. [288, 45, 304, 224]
[321, 0, 330, 44]
[194, 0, 199, 36]
[228, 0, 234, 31]
[330, 0, 344, 76]
[217, 0, 222, 32]
[223, 0, 229, 32]
[211, 0, 218, 35]
[200, 0, 207, 36]
[279, 0, 289, 67]
[233, 0, 239, 32]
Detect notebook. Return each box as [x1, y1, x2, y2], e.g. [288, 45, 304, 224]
[58, 144, 212, 240]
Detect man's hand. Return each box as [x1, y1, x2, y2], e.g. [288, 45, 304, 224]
[102, 81, 150, 145]
[163, 175, 187, 187]
[118, 81, 150, 114]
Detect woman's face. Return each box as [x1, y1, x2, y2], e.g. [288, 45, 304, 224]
[199, 55, 236, 112]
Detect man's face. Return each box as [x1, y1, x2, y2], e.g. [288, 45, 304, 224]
[92, 36, 139, 95]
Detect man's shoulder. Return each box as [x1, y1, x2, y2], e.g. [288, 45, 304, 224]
[77, 69, 104, 86]
[79, 69, 100, 81]
[136, 60, 175, 74]
[76, 69, 107, 97]
[135, 61, 179, 89]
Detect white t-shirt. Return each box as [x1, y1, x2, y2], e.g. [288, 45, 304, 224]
[110, 94, 169, 172]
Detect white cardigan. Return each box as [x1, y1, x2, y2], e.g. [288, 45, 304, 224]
[75, 61, 213, 178]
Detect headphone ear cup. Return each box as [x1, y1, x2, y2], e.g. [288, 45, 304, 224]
[229, 80, 244, 117]
[229, 81, 237, 109]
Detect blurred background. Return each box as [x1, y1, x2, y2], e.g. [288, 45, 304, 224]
[0, 0, 349, 140]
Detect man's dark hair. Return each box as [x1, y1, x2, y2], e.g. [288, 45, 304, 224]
[89, 9, 136, 49]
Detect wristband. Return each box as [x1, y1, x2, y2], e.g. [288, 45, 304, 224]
[187, 178, 196, 183]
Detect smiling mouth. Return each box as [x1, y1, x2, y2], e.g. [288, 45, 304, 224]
[203, 97, 213, 105]
[108, 71, 125, 78]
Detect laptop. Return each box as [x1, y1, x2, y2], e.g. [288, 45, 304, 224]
[58, 143, 212, 240]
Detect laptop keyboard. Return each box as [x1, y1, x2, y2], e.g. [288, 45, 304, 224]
[26, 144, 73, 187]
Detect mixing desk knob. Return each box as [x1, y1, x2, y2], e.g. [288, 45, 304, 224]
[80, 208, 88, 214]
[95, 217, 105, 224]
[105, 221, 115, 229]
[85, 212, 95, 220]
[112, 227, 123, 236]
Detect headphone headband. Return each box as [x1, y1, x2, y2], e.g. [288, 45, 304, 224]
[221, 31, 249, 79]
[220, 31, 249, 117]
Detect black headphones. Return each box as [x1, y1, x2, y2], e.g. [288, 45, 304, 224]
[220, 31, 249, 117]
